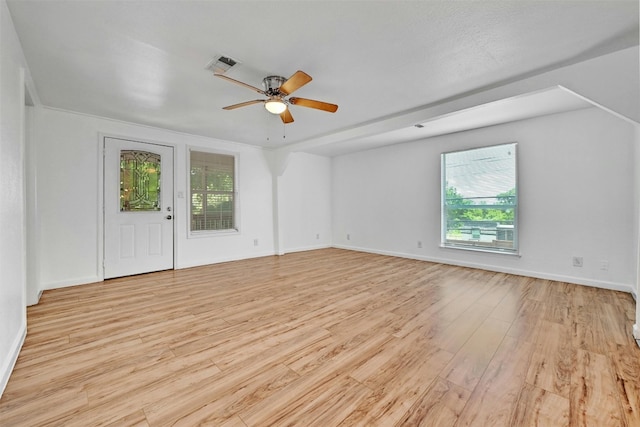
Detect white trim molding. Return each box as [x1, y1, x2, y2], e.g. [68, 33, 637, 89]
[333, 245, 636, 295]
[42, 275, 102, 291]
[282, 244, 333, 255]
[0, 324, 26, 399]
[175, 250, 276, 270]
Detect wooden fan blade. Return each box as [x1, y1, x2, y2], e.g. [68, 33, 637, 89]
[279, 70, 312, 95]
[280, 108, 294, 124]
[222, 100, 264, 110]
[214, 74, 265, 94]
[289, 97, 338, 113]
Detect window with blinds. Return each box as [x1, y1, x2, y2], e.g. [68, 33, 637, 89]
[441, 143, 518, 253]
[190, 150, 237, 232]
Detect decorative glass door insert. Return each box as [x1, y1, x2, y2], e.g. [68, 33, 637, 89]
[120, 150, 161, 211]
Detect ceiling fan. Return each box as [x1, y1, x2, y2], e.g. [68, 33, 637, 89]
[214, 70, 338, 124]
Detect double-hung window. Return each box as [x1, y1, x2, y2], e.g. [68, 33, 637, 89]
[441, 143, 518, 254]
[189, 150, 237, 233]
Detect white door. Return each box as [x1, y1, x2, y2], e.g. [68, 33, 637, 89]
[104, 137, 174, 279]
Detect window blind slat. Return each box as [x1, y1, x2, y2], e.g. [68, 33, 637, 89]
[190, 150, 236, 232]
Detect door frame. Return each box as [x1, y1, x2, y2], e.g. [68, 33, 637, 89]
[97, 133, 177, 281]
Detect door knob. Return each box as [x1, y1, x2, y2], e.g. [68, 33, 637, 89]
[165, 215, 172, 220]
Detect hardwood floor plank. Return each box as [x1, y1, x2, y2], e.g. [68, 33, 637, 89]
[218, 416, 248, 427]
[161, 363, 301, 426]
[456, 336, 534, 426]
[143, 327, 334, 424]
[526, 320, 573, 398]
[570, 349, 625, 426]
[238, 331, 394, 426]
[572, 301, 607, 354]
[0, 385, 88, 426]
[7, 335, 154, 394]
[55, 358, 222, 426]
[543, 281, 573, 325]
[457, 390, 519, 427]
[599, 302, 633, 348]
[390, 277, 471, 339]
[613, 291, 636, 322]
[505, 298, 545, 343]
[512, 383, 570, 426]
[338, 338, 452, 426]
[0, 248, 637, 426]
[609, 343, 640, 426]
[83, 348, 218, 405]
[430, 302, 494, 354]
[474, 335, 534, 401]
[472, 273, 518, 308]
[244, 374, 371, 427]
[441, 316, 511, 391]
[104, 409, 150, 427]
[395, 377, 470, 427]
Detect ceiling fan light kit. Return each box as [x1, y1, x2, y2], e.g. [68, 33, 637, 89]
[264, 97, 287, 114]
[214, 70, 338, 124]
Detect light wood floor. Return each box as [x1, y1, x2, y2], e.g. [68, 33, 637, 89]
[1, 248, 639, 426]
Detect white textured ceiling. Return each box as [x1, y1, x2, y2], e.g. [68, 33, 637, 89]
[305, 86, 594, 157]
[7, 0, 639, 155]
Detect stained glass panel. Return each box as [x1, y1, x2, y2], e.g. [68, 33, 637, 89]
[120, 150, 161, 211]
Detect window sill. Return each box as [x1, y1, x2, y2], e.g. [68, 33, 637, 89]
[188, 229, 239, 239]
[440, 244, 521, 257]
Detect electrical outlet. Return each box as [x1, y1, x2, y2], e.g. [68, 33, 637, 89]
[253, 239, 259, 246]
[316, 233, 320, 240]
[600, 260, 609, 271]
[572, 256, 583, 267]
[417, 241, 422, 248]
[347, 234, 351, 241]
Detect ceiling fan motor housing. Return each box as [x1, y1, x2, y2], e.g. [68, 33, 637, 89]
[263, 76, 286, 96]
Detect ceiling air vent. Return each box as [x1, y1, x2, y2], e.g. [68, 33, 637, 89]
[205, 55, 239, 74]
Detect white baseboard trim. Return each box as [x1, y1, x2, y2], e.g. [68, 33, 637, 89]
[42, 275, 102, 291]
[176, 250, 277, 270]
[281, 244, 332, 255]
[39, 252, 281, 292]
[34, 246, 638, 300]
[634, 325, 640, 348]
[0, 323, 26, 399]
[332, 244, 635, 295]
[26, 289, 43, 307]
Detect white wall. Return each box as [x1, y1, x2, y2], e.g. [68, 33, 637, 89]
[279, 152, 332, 253]
[635, 124, 640, 342]
[30, 107, 275, 291]
[0, 0, 27, 396]
[333, 107, 637, 292]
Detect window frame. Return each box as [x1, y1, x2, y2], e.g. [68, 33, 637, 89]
[440, 142, 519, 255]
[188, 147, 240, 237]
